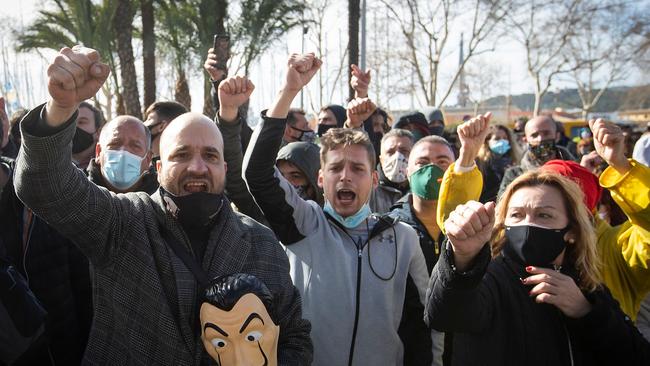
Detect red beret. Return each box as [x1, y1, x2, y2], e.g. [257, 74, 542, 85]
[542, 159, 602, 212]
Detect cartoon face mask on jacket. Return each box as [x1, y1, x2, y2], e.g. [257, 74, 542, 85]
[101, 149, 145, 190]
[200, 274, 279, 366]
[408, 164, 445, 200]
[382, 152, 408, 184]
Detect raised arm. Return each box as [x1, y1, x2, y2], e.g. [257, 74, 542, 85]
[214, 75, 266, 223]
[437, 113, 491, 232]
[14, 46, 134, 267]
[243, 53, 322, 244]
[588, 118, 650, 318]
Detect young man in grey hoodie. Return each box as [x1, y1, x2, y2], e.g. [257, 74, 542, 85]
[243, 53, 431, 365]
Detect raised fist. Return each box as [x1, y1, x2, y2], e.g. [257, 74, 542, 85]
[350, 64, 371, 98]
[284, 53, 322, 93]
[457, 112, 492, 167]
[444, 200, 495, 271]
[588, 118, 630, 173]
[47, 46, 110, 110]
[218, 76, 255, 122]
[345, 97, 377, 129]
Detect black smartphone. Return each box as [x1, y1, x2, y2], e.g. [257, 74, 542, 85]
[213, 34, 230, 64]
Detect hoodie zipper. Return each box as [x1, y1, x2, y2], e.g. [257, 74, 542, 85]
[347, 240, 363, 366]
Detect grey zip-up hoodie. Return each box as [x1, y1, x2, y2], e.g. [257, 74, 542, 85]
[244, 111, 431, 365]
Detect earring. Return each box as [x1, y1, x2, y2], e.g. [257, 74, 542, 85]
[568, 238, 575, 244]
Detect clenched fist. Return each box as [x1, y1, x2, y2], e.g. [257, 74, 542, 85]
[445, 200, 495, 271]
[345, 97, 377, 129]
[46, 45, 110, 126]
[218, 76, 255, 122]
[588, 118, 630, 174]
[284, 53, 322, 93]
[457, 112, 492, 168]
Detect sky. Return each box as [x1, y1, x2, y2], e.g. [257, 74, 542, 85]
[0, 0, 644, 121]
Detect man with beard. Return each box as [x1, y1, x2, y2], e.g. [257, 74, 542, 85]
[498, 115, 575, 198]
[14, 45, 311, 364]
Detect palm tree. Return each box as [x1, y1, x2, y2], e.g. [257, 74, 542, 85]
[157, 0, 194, 110]
[113, 0, 142, 119]
[16, 0, 124, 121]
[141, 0, 156, 110]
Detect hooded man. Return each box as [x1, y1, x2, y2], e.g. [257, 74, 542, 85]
[423, 107, 445, 137]
[316, 104, 346, 137]
[276, 141, 323, 206]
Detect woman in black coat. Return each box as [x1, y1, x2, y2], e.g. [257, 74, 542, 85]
[425, 170, 650, 365]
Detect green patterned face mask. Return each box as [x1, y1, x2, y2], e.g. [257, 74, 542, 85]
[408, 164, 445, 200]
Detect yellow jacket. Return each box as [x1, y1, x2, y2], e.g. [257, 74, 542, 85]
[597, 160, 650, 320]
[436, 162, 483, 234]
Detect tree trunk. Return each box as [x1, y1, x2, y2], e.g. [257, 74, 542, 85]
[141, 0, 156, 110]
[175, 69, 192, 110]
[113, 0, 142, 119]
[348, 0, 360, 101]
[203, 0, 228, 117]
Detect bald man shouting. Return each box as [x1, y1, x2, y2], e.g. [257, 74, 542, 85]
[14, 46, 312, 365]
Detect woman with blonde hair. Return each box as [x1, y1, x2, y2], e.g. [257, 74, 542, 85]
[425, 169, 650, 365]
[476, 124, 522, 202]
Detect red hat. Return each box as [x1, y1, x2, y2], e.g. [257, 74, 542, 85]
[542, 160, 602, 212]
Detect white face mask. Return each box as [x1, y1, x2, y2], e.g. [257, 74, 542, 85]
[382, 152, 408, 183]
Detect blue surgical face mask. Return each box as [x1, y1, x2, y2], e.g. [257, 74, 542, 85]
[323, 201, 371, 229]
[101, 149, 145, 190]
[489, 139, 511, 155]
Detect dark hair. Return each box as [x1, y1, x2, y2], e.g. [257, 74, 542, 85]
[145, 101, 188, 122]
[203, 273, 276, 321]
[79, 101, 105, 129]
[287, 108, 306, 127]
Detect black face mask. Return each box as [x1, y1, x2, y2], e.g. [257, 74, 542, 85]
[161, 188, 225, 228]
[317, 124, 336, 137]
[147, 123, 162, 141]
[72, 127, 95, 154]
[502, 225, 570, 267]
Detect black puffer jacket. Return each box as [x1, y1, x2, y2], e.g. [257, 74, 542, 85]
[426, 242, 650, 366]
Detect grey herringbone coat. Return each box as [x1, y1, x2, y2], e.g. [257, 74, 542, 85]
[14, 105, 312, 365]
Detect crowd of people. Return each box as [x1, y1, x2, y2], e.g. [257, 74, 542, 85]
[1, 44, 650, 366]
